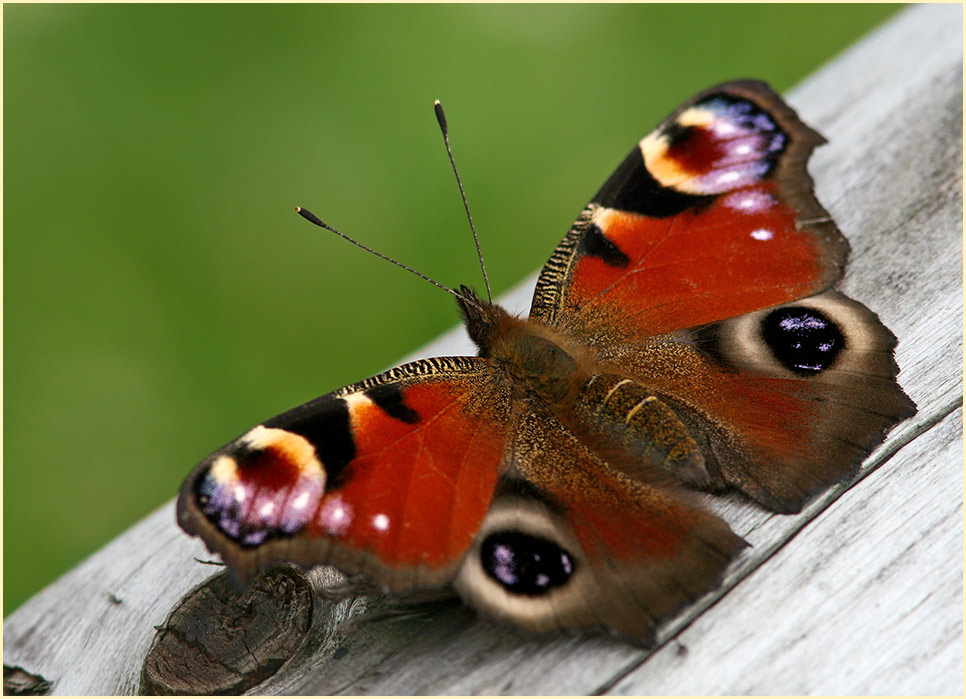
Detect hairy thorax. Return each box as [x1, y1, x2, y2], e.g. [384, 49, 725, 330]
[460, 293, 706, 485]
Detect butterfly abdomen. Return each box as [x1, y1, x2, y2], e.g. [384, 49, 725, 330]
[569, 373, 708, 487]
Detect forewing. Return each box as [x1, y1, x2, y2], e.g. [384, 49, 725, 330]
[178, 356, 511, 592]
[531, 80, 849, 340]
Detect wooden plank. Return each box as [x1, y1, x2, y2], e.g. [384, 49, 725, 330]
[3, 4, 961, 695]
[610, 407, 963, 696]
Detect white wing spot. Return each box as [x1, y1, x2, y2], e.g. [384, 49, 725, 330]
[319, 495, 353, 535]
[291, 491, 310, 511]
[723, 189, 775, 213]
[372, 513, 390, 532]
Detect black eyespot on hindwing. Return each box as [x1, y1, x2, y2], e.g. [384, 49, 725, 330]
[480, 531, 576, 596]
[761, 306, 844, 375]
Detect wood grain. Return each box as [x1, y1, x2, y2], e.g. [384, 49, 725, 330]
[3, 4, 961, 695]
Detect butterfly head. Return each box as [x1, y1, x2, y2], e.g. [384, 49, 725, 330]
[456, 285, 514, 357]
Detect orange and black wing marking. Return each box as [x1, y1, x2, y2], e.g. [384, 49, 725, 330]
[178, 356, 511, 591]
[530, 80, 848, 341]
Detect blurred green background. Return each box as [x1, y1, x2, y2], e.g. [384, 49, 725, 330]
[4, 4, 901, 615]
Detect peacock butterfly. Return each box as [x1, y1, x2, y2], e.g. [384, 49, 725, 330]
[177, 81, 915, 644]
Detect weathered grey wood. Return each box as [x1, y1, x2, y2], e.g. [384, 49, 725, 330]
[609, 406, 963, 696]
[4, 4, 961, 695]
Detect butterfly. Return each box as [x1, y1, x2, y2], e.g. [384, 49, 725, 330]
[177, 81, 915, 645]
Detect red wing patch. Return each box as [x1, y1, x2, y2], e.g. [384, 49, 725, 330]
[530, 81, 849, 339]
[565, 187, 829, 336]
[178, 357, 511, 588]
[312, 380, 507, 568]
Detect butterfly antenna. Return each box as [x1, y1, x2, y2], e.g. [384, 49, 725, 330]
[294, 206, 482, 310]
[434, 100, 492, 303]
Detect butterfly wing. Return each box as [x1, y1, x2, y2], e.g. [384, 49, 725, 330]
[454, 407, 745, 645]
[530, 81, 914, 512]
[178, 356, 511, 591]
[595, 290, 914, 512]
